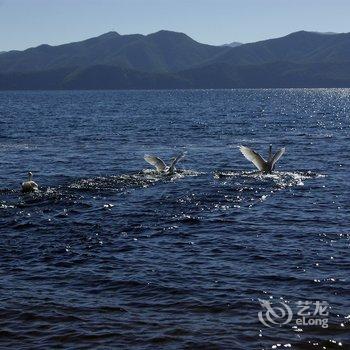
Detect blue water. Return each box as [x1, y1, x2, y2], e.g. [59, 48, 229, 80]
[0, 89, 349, 349]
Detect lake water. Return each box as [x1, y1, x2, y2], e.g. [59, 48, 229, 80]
[0, 89, 349, 349]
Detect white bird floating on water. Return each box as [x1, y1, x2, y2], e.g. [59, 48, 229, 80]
[239, 145, 285, 174]
[21, 171, 39, 193]
[144, 152, 186, 175]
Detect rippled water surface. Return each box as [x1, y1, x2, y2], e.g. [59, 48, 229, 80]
[0, 89, 349, 349]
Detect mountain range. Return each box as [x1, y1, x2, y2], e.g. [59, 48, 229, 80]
[1, 30, 350, 90]
[222, 42, 243, 48]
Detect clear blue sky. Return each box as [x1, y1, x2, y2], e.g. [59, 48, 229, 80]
[1, 0, 350, 51]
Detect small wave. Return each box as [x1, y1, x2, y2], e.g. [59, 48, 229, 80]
[172, 214, 202, 224]
[214, 170, 324, 188]
[68, 173, 152, 191]
[142, 168, 202, 178]
[68, 170, 195, 191]
[0, 142, 34, 150]
[0, 203, 15, 209]
[0, 188, 17, 195]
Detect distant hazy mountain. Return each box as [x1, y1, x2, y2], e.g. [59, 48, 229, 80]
[311, 31, 337, 35]
[222, 42, 243, 48]
[205, 31, 350, 66]
[0, 30, 228, 74]
[1, 30, 350, 89]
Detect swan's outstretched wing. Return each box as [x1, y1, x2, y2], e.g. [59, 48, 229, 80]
[271, 147, 285, 168]
[239, 146, 266, 171]
[170, 151, 186, 168]
[144, 155, 167, 172]
[169, 152, 186, 173]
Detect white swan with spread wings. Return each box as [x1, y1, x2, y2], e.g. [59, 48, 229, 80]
[239, 145, 285, 174]
[144, 152, 186, 175]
